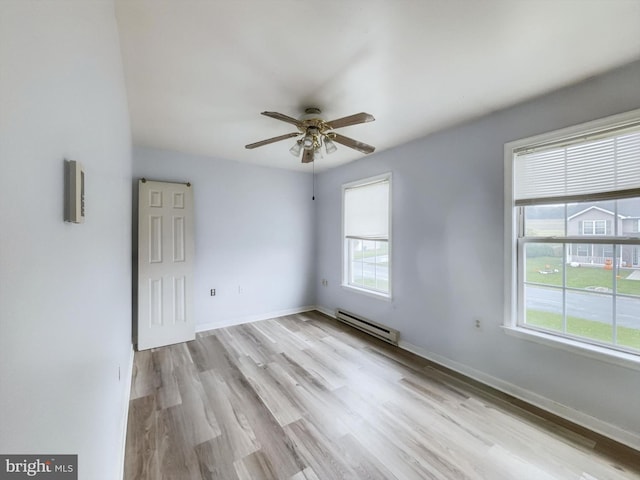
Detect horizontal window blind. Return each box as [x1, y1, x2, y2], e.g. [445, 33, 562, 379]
[344, 179, 389, 240]
[514, 126, 640, 206]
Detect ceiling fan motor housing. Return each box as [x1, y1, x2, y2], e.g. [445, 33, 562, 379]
[297, 109, 326, 151]
[300, 108, 326, 129]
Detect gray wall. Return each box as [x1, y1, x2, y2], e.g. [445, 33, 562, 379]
[315, 60, 640, 445]
[133, 147, 316, 330]
[0, 2, 133, 479]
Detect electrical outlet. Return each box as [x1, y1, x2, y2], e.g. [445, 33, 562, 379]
[321, 279, 328, 287]
[210, 288, 216, 296]
[475, 319, 481, 328]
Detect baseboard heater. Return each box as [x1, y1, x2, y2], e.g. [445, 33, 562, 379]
[335, 309, 399, 345]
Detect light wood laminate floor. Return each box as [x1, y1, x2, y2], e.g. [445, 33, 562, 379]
[124, 311, 640, 480]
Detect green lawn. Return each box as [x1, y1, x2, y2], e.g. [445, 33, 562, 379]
[526, 309, 640, 351]
[526, 256, 640, 296]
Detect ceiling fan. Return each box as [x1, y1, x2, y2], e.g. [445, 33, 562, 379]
[245, 107, 375, 163]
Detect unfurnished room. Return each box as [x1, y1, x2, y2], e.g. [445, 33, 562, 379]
[1, 1, 640, 479]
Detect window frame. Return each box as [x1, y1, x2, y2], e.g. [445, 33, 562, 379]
[341, 172, 392, 299]
[504, 109, 640, 369]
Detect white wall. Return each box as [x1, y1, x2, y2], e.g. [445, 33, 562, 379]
[133, 147, 316, 331]
[0, 2, 133, 480]
[315, 60, 640, 448]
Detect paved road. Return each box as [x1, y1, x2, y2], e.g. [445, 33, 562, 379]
[526, 285, 640, 328]
[354, 257, 389, 282]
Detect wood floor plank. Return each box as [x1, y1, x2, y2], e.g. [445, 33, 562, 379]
[275, 314, 304, 333]
[169, 341, 196, 367]
[124, 312, 640, 480]
[130, 349, 159, 400]
[235, 354, 304, 427]
[295, 342, 350, 390]
[336, 380, 481, 480]
[156, 406, 203, 480]
[488, 443, 561, 480]
[325, 402, 445, 480]
[284, 419, 359, 479]
[227, 324, 276, 365]
[187, 334, 236, 373]
[152, 347, 182, 410]
[335, 433, 400, 480]
[289, 467, 321, 480]
[213, 360, 307, 478]
[268, 358, 353, 440]
[193, 436, 240, 480]
[234, 450, 279, 480]
[198, 370, 259, 460]
[172, 363, 221, 444]
[123, 394, 159, 480]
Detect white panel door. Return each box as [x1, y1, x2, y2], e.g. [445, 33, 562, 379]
[137, 180, 195, 350]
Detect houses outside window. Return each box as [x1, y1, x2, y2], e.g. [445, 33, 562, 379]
[505, 110, 640, 356]
[342, 173, 391, 297]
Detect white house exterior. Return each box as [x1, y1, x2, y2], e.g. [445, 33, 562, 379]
[567, 206, 640, 266]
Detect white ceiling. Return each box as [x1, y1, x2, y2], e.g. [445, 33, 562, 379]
[115, 0, 640, 172]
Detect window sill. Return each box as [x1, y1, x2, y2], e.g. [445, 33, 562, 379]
[502, 325, 640, 371]
[341, 284, 392, 301]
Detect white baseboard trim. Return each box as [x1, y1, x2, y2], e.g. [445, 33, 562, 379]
[196, 305, 317, 333]
[399, 340, 640, 452]
[118, 346, 135, 480]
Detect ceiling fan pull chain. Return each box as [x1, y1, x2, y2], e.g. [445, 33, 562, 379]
[312, 160, 315, 201]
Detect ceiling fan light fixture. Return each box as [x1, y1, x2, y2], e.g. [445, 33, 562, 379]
[289, 140, 302, 156]
[324, 136, 338, 154]
[302, 134, 315, 150]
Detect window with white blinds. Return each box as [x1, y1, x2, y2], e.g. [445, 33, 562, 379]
[344, 179, 389, 240]
[506, 109, 640, 358]
[514, 122, 640, 206]
[343, 174, 391, 296]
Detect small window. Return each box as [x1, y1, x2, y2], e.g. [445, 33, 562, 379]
[582, 220, 607, 235]
[342, 174, 391, 297]
[506, 110, 640, 355]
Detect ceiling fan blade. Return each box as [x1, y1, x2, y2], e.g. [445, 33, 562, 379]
[331, 133, 375, 154]
[326, 112, 375, 129]
[301, 149, 314, 163]
[245, 132, 300, 149]
[261, 111, 304, 128]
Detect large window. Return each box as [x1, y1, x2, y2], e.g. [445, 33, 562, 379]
[506, 111, 640, 356]
[343, 174, 391, 297]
